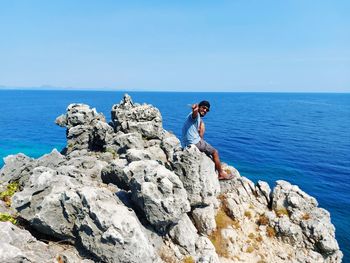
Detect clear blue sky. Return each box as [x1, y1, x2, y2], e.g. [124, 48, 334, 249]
[1, 0, 349, 92]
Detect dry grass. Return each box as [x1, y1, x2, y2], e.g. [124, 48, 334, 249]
[158, 246, 177, 263]
[244, 210, 252, 219]
[257, 214, 269, 226]
[255, 234, 263, 242]
[246, 245, 255, 253]
[302, 213, 311, 220]
[56, 256, 64, 263]
[274, 207, 289, 218]
[209, 206, 239, 258]
[182, 256, 195, 263]
[266, 226, 276, 238]
[209, 230, 230, 258]
[216, 207, 235, 229]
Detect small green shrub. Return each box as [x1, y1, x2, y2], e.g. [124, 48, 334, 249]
[0, 182, 19, 206]
[0, 213, 17, 224]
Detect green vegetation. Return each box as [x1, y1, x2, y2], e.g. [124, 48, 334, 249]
[0, 213, 17, 224]
[0, 181, 19, 206]
[105, 148, 118, 158]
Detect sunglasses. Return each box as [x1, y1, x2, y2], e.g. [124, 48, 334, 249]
[200, 106, 210, 112]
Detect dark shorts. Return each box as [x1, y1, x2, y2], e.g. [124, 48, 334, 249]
[195, 139, 216, 156]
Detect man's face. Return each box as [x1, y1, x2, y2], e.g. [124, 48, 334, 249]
[199, 105, 209, 117]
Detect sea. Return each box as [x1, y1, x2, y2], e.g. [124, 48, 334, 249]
[0, 90, 349, 261]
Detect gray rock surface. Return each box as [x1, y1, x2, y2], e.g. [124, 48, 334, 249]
[169, 214, 198, 254]
[111, 94, 164, 139]
[127, 160, 190, 231]
[191, 205, 217, 235]
[173, 145, 220, 207]
[0, 221, 92, 263]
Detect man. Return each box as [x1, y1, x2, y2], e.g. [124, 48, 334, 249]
[182, 100, 233, 180]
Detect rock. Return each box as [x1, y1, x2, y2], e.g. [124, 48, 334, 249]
[173, 145, 220, 207]
[56, 103, 112, 153]
[127, 160, 191, 231]
[76, 186, 158, 263]
[56, 103, 105, 129]
[36, 148, 66, 168]
[101, 159, 129, 189]
[125, 145, 167, 165]
[160, 132, 182, 163]
[1, 94, 343, 263]
[12, 166, 81, 240]
[0, 221, 89, 263]
[110, 132, 145, 154]
[275, 216, 303, 246]
[191, 205, 217, 235]
[66, 155, 108, 180]
[111, 94, 164, 139]
[195, 236, 220, 263]
[0, 153, 34, 184]
[169, 214, 198, 254]
[272, 180, 341, 259]
[255, 180, 272, 206]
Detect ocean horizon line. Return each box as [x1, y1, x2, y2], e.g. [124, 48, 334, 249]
[0, 87, 349, 94]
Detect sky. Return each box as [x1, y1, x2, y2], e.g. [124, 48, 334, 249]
[0, 0, 349, 92]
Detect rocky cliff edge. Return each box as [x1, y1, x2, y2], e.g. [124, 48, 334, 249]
[0, 94, 343, 263]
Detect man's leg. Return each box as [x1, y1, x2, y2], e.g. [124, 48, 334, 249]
[195, 140, 231, 179]
[212, 150, 228, 179]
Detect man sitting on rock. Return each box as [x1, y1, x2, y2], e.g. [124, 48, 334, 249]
[182, 100, 234, 180]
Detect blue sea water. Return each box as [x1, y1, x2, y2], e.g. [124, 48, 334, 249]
[0, 90, 349, 261]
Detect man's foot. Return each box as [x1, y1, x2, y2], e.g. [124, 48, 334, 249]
[218, 170, 234, 180]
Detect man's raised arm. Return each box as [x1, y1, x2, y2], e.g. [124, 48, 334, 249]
[192, 104, 199, 119]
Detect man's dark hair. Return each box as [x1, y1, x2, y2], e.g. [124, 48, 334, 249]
[198, 100, 210, 111]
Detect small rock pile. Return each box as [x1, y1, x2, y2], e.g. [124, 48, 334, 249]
[0, 94, 343, 263]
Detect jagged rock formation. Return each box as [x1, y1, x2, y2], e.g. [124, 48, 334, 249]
[0, 94, 343, 263]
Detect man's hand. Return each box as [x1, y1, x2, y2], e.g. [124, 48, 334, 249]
[192, 104, 199, 119]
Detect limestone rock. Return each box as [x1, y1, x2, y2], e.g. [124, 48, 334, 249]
[101, 159, 129, 188]
[0, 153, 34, 184]
[195, 236, 220, 263]
[55, 103, 112, 153]
[191, 205, 217, 235]
[161, 131, 182, 163]
[127, 160, 191, 231]
[110, 131, 145, 154]
[0, 221, 90, 263]
[169, 214, 198, 254]
[76, 186, 158, 263]
[35, 149, 66, 169]
[173, 145, 220, 207]
[111, 94, 164, 139]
